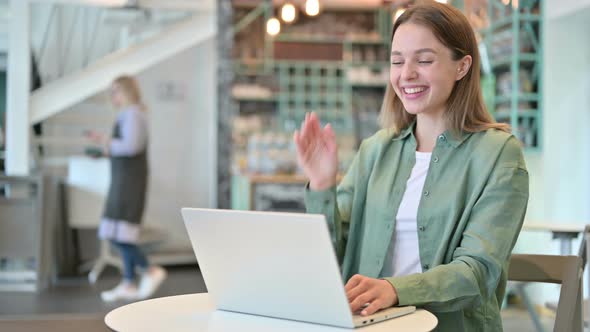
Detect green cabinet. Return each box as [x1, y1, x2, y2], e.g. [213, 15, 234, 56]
[276, 61, 351, 132]
[0, 71, 5, 131]
[480, 0, 543, 150]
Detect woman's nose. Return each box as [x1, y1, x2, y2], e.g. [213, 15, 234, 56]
[401, 63, 418, 80]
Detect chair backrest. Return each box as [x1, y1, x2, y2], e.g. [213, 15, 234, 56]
[577, 225, 590, 323]
[508, 254, 583, 332]
[577, 225, 590, 269]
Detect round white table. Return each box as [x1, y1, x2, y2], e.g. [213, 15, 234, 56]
[105, 293, 438, 332]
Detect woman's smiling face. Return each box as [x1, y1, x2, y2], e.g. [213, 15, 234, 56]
[390, 22, 468, 118]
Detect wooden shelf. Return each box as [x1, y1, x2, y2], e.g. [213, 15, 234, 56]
[483, 13, 541, 33]
[491, 53, 539, 69]
[232, 95, 277, 102]
[348, 81, 387, 87]
[245, 174, 309, 184]
[243, 173, 344, 184]
[495, 93, 539, 105]
[494, 109, 539, 121]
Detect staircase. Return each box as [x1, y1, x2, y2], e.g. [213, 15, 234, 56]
[16, 1, 216, 171]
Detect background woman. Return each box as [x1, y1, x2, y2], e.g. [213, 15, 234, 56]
[89, 75, 166, 302]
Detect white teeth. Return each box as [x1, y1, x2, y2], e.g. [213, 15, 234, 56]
[403, 87, 426, 94]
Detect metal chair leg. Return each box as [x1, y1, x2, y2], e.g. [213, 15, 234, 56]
[515, 282, 546, 332]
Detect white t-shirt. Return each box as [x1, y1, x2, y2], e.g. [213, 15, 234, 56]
[381, 151, 431, 277]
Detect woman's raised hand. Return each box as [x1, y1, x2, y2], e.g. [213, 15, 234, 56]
[293, 112, 338, 191]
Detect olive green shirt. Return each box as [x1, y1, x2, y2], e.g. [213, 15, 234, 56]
[305, 125, 529, 331]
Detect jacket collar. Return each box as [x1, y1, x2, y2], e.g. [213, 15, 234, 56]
[392, 120, 472, 148]
[391, 122, 414, 141]
[443, 128, 472, 148]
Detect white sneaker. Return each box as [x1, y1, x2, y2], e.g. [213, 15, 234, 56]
[137, 266, 167, 300]
[100, 281, 139, 302]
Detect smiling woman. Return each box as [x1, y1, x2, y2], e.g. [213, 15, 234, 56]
[295, 1, 529, 332]
[381, 1, 509, 144]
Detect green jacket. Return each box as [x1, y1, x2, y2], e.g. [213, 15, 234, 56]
[305, 125, 529, 331]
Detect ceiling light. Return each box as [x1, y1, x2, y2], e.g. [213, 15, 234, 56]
[305, 0, 320, 17]
[281, 3, 297, 23]
[266, 17, 281, 36]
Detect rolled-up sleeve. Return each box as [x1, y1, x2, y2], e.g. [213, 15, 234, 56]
[304, 141, 366, 262]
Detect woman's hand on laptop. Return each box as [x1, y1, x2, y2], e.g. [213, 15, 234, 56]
[345, 274, 399, 316]
[293, 112, 338, 191]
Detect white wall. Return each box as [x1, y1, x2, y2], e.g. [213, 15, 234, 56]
[514, 4, 590, 304]
[517, 5, 590, 249]
[541, 12, 590, 222]
[546, 0, 590, 19]
[138, 38, 217, 250]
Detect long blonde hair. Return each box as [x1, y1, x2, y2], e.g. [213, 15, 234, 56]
[379, 0, 509, 135]
[112, 75, 146, 111]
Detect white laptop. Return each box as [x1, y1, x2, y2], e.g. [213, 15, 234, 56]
[181, 208, 416, 329]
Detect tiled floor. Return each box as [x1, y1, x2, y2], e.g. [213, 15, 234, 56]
[0, 265, 207, 317]
[0, 266, 558, 331]
[502, 307, 554, 332]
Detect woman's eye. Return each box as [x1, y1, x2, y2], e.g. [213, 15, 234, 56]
[418, 60, 433, 64]
[391, 61, 403, 65]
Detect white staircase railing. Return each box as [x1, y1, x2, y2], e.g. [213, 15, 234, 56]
[30, 13, 215, 124]
[32, 3, 196, 84]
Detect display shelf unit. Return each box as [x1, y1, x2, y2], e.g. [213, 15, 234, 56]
[481, 0, 543, 150]
[230, 4, 393, 211]
[232, 5, 392, 146]
[276, 61, 351, 132]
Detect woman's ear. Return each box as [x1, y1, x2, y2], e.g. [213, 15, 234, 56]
[456, 55, 472, 81]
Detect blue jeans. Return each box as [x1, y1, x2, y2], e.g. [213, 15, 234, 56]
[111, 241, 148, 281]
